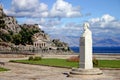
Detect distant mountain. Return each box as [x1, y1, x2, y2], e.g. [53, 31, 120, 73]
[50, 35, 79, 47]
[50, 34, 120, 47]
[93, 38, 120, 47]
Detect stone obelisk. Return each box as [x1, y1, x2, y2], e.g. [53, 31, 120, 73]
[80, 22, 93, 69]
[70, 22, 102, 75]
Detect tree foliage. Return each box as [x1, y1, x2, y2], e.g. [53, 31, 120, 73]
[52, 39, 68, 47]
[0, 19, 5, 29]
[12, 33, 22, 45]
[19, 27, 39, 45]
[0, 23, 40, 45]
[0, 33, 12, 42]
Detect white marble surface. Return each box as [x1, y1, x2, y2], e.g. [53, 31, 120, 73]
[80, 22, 93, 69]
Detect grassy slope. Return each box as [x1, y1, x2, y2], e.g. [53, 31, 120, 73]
[10, 59, 120, 68]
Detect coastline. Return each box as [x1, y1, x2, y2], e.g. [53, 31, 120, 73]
[40, 53, 120, 60]
[0, 53, 120, 60]
[93, 53, 120, 60]
[70, 46, 120, 54]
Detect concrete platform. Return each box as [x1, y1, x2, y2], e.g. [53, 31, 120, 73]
[70, 68, 102, 75]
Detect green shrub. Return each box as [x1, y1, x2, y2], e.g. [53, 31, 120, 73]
[9, 60, 15, 62]
[28, 56, 34, 61]
[93, 57, 98, 67]
[28, 56, 42, 61]
[34, 56, 42, 61]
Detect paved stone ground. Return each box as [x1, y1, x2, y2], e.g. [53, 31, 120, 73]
[0, 55, 120, 80]
[0, 61, 119, 80]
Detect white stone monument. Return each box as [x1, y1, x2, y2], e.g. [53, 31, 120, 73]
[80, 22, 93, 69]
[70, 22, 102, 75]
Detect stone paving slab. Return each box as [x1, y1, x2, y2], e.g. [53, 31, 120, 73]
[0, 56, 120, 80]
[0, 62, 119, 80]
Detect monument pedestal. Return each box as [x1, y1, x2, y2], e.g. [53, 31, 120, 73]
[70, 68, 102, 75]
[70, 22, 102, 76]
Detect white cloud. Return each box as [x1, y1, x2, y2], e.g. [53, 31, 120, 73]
[50, 0, 81, 18]
[23, 18, 38, 24]
[89, 14, 120, 37]
[11, 0, 39, 12]
[23, 18, 46, 25]
[89, 14, 120, 28]
[5, 0, 48, 18]
[37, 3, 48, 12]
[90, 14, 115, 25]
[5, 0, 81, 18]
[39, 18, 46, 24]
[39, 20, 82, 37]
[101, 14, 115, 22]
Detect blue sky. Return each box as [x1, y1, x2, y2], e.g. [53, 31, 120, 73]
[1, 0, 120, 47]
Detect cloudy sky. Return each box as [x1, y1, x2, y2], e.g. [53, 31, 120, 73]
[1, 0, 120, 47]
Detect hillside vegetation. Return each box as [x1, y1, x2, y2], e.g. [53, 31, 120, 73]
[0, 5, 71, 52]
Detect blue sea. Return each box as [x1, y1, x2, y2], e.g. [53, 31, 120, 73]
[70, 47, 120, 54]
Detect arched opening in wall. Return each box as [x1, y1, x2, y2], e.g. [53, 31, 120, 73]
[43, 43, 45, 47]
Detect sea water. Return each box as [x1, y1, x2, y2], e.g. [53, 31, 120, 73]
[70, 47, 120, 54]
